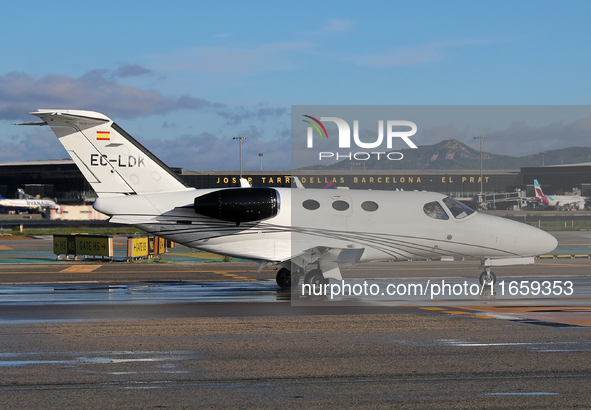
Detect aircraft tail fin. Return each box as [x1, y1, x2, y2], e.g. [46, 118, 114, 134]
[533, 179, 545, 198]
[19, 110, 190, 197]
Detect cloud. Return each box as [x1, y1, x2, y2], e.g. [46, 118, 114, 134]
[215, 106, 289, 126]
[0, 68, 288, 124]
[4, 120, 291, 170]
[322, 19, 356, 33]
[0, 70, 221, 120]
[112, 64, 153, 78]
[143, 128, 291, 170]
[0, 129, 68, 163]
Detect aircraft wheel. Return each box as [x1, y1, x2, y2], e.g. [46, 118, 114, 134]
[291, 272, 300, 287]
[479, 270, 496, 286]
[276, 268, 291, 289]
[304, 269, 325, 287]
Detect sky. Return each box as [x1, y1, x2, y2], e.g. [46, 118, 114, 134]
[1, 0, 590, 170]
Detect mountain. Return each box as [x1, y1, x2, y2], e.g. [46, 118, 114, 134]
[302, 139, 591, 170]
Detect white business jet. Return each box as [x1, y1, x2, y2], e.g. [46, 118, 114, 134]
[19, 110, 557, 288]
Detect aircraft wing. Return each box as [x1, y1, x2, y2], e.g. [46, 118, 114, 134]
[288, 246, 365, 280]
[109, 215, 161, 225]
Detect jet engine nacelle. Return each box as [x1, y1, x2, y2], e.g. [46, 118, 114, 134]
[194, 187, 279, 224]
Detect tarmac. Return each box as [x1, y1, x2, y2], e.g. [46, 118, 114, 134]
[0, 231, 590, 408]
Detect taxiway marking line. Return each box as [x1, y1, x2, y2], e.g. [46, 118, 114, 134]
[421, 306, 494, 320]
[454, 305, 591, 327]
[211, 271, 257, 280]
[59, 265, 102, 273]
[460, 305, 591, 313]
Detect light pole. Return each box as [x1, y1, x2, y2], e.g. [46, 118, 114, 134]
[258, 153, 263, 170]
[233, 136, 247, 178]
[473, 136, 487, 194]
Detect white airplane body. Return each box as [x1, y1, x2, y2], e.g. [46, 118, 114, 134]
[0, 194, 59, 214]
[534, 179, 585, 210]
[19, 110, 558, 287]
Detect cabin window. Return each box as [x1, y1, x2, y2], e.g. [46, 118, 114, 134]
[302, 199, 320, 210]
[361, 201, 379, 212]
[423, 201, 449, 220]
[332, 200, 350, 211]
[442, 197, 475, 219]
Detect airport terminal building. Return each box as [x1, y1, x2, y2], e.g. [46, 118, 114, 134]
[1, 159, 590, 206]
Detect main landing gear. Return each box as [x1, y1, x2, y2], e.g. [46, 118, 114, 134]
[276, 267, 298, 289]
[276, 267, 328, 289]
[304, 269, 327, 287]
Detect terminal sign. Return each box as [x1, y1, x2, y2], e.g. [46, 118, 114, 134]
[53, 235, 113, 257]
[129, 237, 149, 258]
[75, 236, 113, 257]
[53, 235, 76, 255]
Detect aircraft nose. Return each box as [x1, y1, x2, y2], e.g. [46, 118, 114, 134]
[482, 214, 557, 257]
[536, 229, 558, 255]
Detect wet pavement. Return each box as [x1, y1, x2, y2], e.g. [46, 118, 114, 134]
[1, 231, 591, 407]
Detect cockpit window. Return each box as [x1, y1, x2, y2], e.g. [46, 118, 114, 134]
[442, 197, 475, 219]
[423, 201, 449, 220]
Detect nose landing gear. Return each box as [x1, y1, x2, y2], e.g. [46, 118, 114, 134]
[479, 267, 496, 286]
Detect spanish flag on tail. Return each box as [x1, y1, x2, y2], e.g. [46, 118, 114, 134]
[97, 131, 110, 141]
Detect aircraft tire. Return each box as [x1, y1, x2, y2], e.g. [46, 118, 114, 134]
[479, 270, 496, 286]
[304, 269, 325, 287]
[291, 272, 300, 287]
[276, 268, 291, 289]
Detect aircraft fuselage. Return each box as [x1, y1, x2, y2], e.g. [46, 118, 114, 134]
[94, 188, 557, 263]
